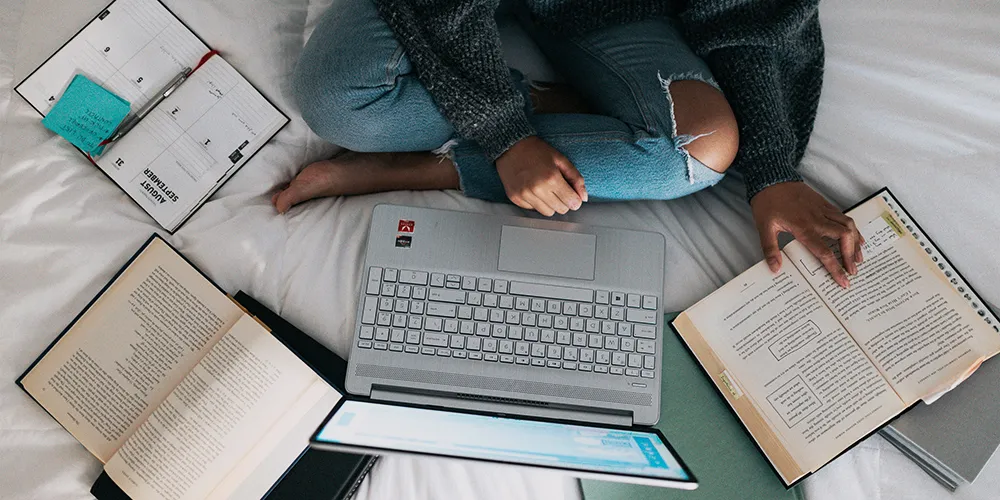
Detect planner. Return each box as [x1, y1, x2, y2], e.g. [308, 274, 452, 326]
[15, 0, 289, 232]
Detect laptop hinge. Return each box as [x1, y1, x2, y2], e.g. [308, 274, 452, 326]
[370, 386, 634, 427]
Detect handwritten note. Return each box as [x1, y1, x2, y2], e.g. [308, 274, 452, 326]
[41, 75, 130, 155]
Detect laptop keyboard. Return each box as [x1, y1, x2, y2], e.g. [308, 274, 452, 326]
[356, 267, 659, 379]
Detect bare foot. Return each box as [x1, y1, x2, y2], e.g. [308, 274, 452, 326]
[272, 151, 460, 213]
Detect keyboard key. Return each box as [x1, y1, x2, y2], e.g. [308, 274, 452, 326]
[610, 307, 625, 321]
[426, 302, 457, 318]
[444, 319, 458, 333]
[596, 290, 610, 304]
[604, 336, 620, 350]
[634, 325, 656, 339]
[611, 292, 625, 306]
[505, 311, 520, 324]
[492, 324, 506, 338]
[602, 321, 616, 335]
[596, 350, 611, 364]
[579, 364, 593, 372]
[383, 268, 398, 282]
[396, 285, 411, 299]
[374, 342, 388, 350]
[547, 345, 561, 359]
[618, 323, 632, 336]
[541, 330, 556, 343]
[531, 344, 546, 357]
[595, 305, 609, 319]
[454, 351, 467, 359]
[538, 315, 553, 328]
[446, 274, 461, 284]
[375, 327, 390, 341]
[467, 292, 482, 306]
[572, 333, 587, 346]
[376, 312, 392, 326]
[499, 296, 514, 309]
[642, 295, 657, 310]
[626, 308, 657, 325]
[547, 301, 562, 314]
[563, 362, 577, 370]
[595, 365, 609, 373]
[531, 358, 545, 366]
[476, 323, 490, 336]
[458, 306, 473, 319]
[588, 334, 602, 348]
[625, 368, 639, 377]
[437, 348, 452, 357]
[610, 366, 624, 375]
[483, 339, 498, 352]
[612, 352, 626, 366]
[359, 326, 374, 340]
[515, 356, 529, 365]
[408, 316, 422, 329]
[489, 309, 504, 323]
[521, 313, 536, 326]
[530, 298, 545, 312]
[626, 294, 641, 308]
[392, 315, 407, 328]
[474, 308, 488, 321]
[585, 319, 600, 333]
[429, 288, 465, 304]
[644, 355, 655, 370]
[636, 339, 656, 353]
[412, 287, 427, 300]
[430, 273, 445, 287]
[446, 281, 460, 289]
[554, 316, 569, 329]
[358, 340, 373, 348]
[484, 294, 499, 307]
[580, 349, 595, 362]
[405, 345, 419, 353]
[379, 297, 394, 311]
[366, 267, 382, 295]
[547, 360, 562, 368]
[410, 301, 425, 315]
[621, 338, 636, 352]
[579, 304, 593, 317]
[394, 299, 409, 313]
[493, 279, 509, 294]
[460, 321, 475, 335]
[391, 329, 405, 343]
[422, 332, 449, 347]
[515, 342, 530, 355]
[500, 354, 514, 363]
[390, 343, 404, 352]
[510, 282, 593, 303]
[563, 302, 577, 316]
[508, 326, 523, 339]
[477, 278, 492, 292]
[398, 270, 428, 285]
[499, 340, 514, 354]
[525, 328, 540, 341]
[467, 337, 482, 351]
[641, 370, 655, 379]
[470, 352, 483, 360]
[450, 336, 465, 349]
[381, 283, 396, 296]
[425, 318, 443, 331]
[557, 331, 571, 345]
[462, 276, 477, 290]
[628, 353, 642, 367]
[485, 353, 500, 362]
[515, 297, 530, 310]
[564, 347, 578, 361]
[570, 318, 584, 331]
[406, 331, 421, 344]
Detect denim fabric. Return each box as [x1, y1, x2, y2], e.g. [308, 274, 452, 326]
[292, 0, 724, 203]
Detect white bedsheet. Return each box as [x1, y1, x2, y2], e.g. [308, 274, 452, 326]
[2, 0, 999, 499]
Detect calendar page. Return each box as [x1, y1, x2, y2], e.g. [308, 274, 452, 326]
[16, 0, 288, 231]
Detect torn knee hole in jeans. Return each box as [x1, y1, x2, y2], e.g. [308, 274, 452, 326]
[432, 138, 459, 162]
[657, 71, 718, 184]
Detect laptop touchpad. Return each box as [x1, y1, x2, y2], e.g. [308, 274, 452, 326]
[497, 226, 596, 280]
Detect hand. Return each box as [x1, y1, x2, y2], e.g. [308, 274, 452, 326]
[751, 182, 864, 288]
[496, 136, 588, 216]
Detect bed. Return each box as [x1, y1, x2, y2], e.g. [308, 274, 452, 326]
[1, 0, 998, 498]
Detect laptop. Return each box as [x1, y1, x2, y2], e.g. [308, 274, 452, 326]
[319, 204, 694, 488]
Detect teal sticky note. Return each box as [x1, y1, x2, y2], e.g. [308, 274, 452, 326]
[41, 74, 131, 156]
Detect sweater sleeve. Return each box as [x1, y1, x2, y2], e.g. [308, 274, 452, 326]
[678, 0, 824, 200]
[373, 0, 535, 160]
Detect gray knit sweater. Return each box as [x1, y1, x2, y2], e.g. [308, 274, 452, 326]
[373, 0, 823, 200]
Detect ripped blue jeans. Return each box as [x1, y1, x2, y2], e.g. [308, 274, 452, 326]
[292, 0, 724, 202]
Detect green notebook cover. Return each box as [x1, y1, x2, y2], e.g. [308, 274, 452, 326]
[581, 313, 803, 500]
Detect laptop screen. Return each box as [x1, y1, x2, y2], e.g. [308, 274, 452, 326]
[312, 400, 692, 483]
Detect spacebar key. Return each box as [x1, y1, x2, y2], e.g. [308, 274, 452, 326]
[509, 282, 594, 303]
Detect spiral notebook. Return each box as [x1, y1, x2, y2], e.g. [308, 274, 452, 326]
[15, 0, 289, 232]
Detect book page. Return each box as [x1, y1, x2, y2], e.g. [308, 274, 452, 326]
[784, 196, 1000, 403]
[680, 261, 905, 479]
[19, 238, 243, 462]
[15, 0, 288, 231]
[103, 316, 325, 500]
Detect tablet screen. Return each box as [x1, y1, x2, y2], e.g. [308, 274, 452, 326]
[314, 400, 691, 482]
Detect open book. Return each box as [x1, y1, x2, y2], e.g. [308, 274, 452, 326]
[15, 0, 289, 232]
[673, 188, 1000, 486]
[17, 236, 342, 500]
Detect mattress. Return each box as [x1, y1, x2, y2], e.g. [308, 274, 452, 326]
[1, 0, 998, 499]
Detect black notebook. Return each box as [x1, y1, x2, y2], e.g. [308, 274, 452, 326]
[17, 235, 374, 500]
[14, 0, 289, 232]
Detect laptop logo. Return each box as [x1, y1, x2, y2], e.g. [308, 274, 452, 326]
[395, 235, 412, 248]
[398, 220, 415, 233]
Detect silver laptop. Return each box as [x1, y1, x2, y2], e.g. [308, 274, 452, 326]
[345, 204, 666, 427]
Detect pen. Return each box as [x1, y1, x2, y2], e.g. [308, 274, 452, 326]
[106, 66, 192, 144]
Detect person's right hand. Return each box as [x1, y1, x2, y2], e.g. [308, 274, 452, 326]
[495, 136, 588, 216]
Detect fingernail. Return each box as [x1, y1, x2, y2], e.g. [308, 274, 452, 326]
[766, 258, 780, 271]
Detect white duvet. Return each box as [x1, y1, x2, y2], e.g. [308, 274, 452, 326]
[1, 0, 998, 499]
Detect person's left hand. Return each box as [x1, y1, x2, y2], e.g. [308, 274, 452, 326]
[751, 181, 863, 288]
